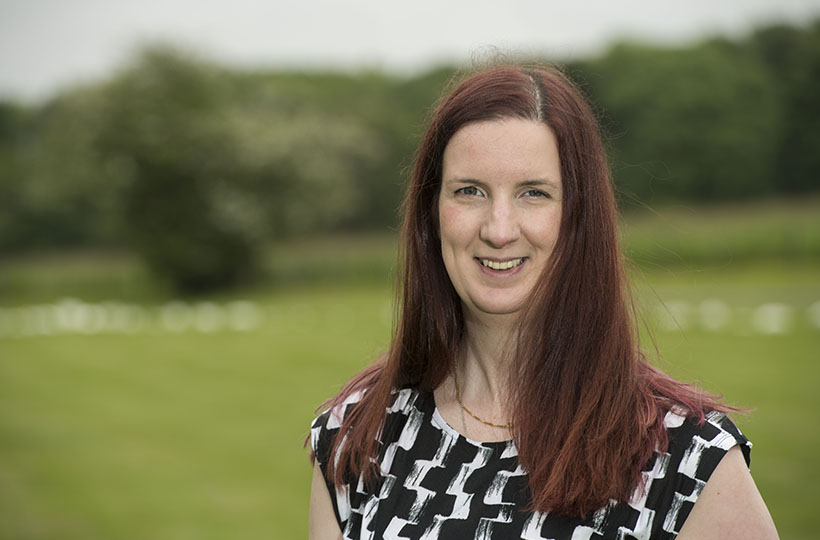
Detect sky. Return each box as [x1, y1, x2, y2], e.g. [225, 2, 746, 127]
[1, 0, 819, 102]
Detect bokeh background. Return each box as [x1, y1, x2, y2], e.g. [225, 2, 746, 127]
[1, 1, 819, 538]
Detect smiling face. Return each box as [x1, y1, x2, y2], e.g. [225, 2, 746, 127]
[438, 118, 563, 321]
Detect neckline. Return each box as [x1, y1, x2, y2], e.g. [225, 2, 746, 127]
[426, 390, 514, 450]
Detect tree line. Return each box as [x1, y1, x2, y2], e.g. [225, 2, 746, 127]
[0, 20, 817, 292]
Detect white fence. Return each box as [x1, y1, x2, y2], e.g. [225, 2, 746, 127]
[0, 299, 263, 338]
[0, 297, 818, 339]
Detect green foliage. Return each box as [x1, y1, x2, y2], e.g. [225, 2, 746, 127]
[27, 90, 120, 247]
[749, 21, 820, 193]
[1, 22, 819, 295]
[573, 39, 780, 205]
[222, 73, 386, 235]
[92, 49, 430, 293]
[95, 48, 262, 293]
[0, 102, 29, 249]
[0, 96, 114, 251]
[228, 66, 455, 232]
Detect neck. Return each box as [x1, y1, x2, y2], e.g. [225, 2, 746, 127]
[459, 312, 517, 403]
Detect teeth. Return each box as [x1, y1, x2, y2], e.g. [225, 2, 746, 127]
[481, 258, 524, 270]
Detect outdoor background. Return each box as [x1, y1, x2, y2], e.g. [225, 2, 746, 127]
[1, 2, 819, 539]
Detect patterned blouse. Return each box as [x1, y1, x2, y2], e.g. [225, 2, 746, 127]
[310, 387, 751, 539]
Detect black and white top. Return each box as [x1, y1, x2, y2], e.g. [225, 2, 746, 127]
[310, 388, 751, 539]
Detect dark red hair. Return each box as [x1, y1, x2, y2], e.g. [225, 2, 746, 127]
[319, 65, 730, 516]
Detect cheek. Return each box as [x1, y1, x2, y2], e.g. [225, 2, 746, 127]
[526, 210, 562, 249]
[438, 205, 472, 247]
[547, 212, 562, 244]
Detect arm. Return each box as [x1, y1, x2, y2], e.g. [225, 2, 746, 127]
[677, 446, 778, 539]
[309, 460, 343, 540]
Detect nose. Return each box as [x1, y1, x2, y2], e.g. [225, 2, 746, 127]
[480, 198, 520, 248]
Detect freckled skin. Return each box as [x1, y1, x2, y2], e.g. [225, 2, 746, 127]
[438, 118, 563, 321]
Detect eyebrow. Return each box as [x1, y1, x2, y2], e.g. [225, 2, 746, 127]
[447, 178, 560, 189]
[519, 179, 559, 188]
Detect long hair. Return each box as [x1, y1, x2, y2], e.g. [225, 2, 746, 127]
[321, 65, 729, 516]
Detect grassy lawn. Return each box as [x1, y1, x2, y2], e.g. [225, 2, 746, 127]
[1, 272, 817, 539]
[0, 283, 394, 539]
[653, 330, 818, 538]
[1, 198, 818, 538]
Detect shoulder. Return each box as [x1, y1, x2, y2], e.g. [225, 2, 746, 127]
[309, 387, 428, 533]
[311, 386, 422, 434]
[663, 408, 752, 475]
[677, 446, 778, 539]
[639, 409, 754, 536]
[309, 388, 367, 471]
[310, 387, 423, 470]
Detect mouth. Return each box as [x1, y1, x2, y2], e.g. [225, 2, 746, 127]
[478, 257, 526, 271]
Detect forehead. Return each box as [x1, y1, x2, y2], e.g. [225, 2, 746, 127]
[441, 118, 561, 184]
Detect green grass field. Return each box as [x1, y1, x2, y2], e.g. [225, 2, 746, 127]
[0, 283, 395, 539]
[1, 199, 819, 539]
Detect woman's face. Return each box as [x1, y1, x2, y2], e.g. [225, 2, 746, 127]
[438, 118, 563, 320]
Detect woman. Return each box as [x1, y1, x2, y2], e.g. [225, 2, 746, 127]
[308, 65, 778, 539]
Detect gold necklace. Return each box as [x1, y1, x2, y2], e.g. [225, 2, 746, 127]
[453, 368, 513, 429]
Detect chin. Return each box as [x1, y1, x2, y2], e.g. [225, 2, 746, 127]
[471, 299, 526, 317]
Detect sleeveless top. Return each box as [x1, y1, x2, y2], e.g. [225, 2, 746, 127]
[310, 388, 751, 540]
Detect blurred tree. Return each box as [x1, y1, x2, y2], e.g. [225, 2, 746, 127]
[0, 102, 30, 251]
[354, 66, 456, 229]
[750, 21, 820, 193]
[226, 71, 386, 235]
[96, 47, 261, 293]
[2, 21, 817, 263]
[22, 89, 119, 249]
[231, 67, 454, 233]
[95, 47, 387, 293]
[0, 94, 114, 253]
[574, 39, 780, 206]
